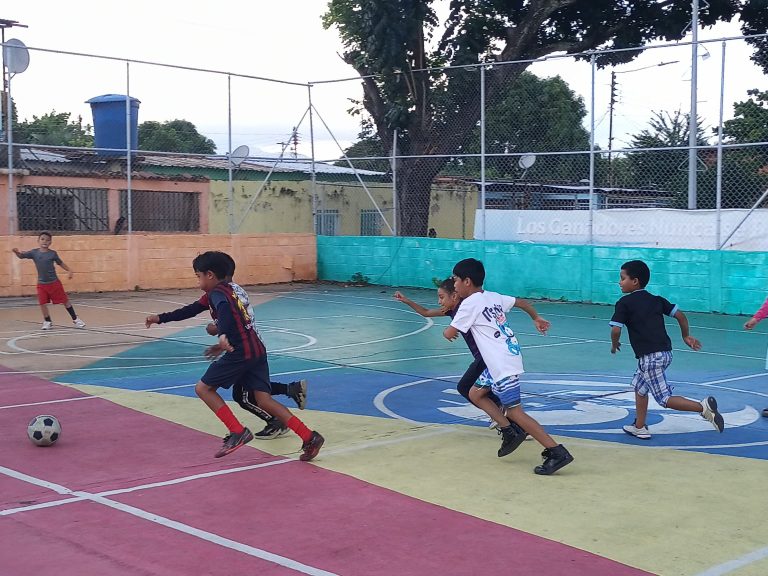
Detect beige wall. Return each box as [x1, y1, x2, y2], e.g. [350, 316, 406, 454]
[210, 179, 478, 239]
[0, 233, 316, 297]
[0, 174, 209, 236]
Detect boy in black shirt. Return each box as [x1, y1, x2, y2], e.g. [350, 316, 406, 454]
[192, 251, 323, 460]
[609, 260, 724, 439]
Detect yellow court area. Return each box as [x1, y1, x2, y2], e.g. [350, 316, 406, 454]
[2, 286, 767, 576]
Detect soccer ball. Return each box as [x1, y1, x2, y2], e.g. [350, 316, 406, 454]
[27, 415, 61, 447]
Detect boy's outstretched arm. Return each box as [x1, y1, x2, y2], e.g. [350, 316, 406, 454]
[393, 291, 446, 317]
[146, 301, 208, 328]
[443, 326, 460, 341]
[513, 298, 550, 334]
[610, 326, 622, 353]
[11, 248, 27, 259]
[674, 310, 702, 350]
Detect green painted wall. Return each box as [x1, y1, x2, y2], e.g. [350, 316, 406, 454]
[317, 236, 768, 315]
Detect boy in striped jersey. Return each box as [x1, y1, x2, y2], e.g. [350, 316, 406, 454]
[192, 251, 323, 460]
[146, 252, 307, 439]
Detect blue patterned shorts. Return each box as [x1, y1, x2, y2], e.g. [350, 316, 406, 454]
[632, 351, 674, 406]
[474, 369, 521, 409]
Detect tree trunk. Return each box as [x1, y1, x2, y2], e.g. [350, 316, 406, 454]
[396, 155, 444, 236]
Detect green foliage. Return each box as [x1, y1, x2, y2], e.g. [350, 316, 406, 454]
[344, 71, 590, 181]
[323, 1, 767, 235]
[617, 91, 768, 209]
[14, 111, 94, 147]
[619, 110, 709, 205]
[138, 119, 216, 154]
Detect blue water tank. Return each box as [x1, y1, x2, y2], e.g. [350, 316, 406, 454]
[86, 94, 141, 156]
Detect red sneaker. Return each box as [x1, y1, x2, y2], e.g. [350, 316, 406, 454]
[299, 431, 324, 462]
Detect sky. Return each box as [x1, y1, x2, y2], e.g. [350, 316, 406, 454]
[2, 1, 766, 160]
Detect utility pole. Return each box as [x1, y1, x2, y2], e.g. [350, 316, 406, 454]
[607, 71, 617, 186]
[688, 0, 700, 209]
[607, 60, 679, 188]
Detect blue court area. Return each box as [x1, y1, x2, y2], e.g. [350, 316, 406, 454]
[58, 285, 768, 459]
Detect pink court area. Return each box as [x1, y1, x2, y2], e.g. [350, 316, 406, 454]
[1, 370, 653, 576]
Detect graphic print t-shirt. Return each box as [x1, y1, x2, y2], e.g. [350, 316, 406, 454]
[450, 291, 523, 381]
[445, 306, 481, 359]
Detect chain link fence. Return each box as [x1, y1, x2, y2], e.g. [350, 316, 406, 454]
[2, 35, 767, 249]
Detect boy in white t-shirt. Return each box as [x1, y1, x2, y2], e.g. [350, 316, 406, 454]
[444, 258, 574, 475]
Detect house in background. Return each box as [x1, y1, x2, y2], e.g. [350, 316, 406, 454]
[2, 148, 479, 238]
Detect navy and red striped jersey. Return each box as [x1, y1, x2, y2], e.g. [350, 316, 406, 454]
[208, 282, 265, 360]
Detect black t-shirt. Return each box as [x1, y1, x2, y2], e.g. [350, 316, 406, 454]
[610, 289, 677, 358]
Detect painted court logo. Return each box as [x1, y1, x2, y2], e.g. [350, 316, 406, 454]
[434, 376, 760, 437]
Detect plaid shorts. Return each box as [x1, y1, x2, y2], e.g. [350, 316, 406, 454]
[632, 351, 674, 407]
[474, 369, 521, 409]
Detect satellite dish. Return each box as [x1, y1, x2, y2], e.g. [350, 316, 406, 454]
[518, 154, 537, 169]
[229, 144, 250, 167]
[3, 39, 30, 74]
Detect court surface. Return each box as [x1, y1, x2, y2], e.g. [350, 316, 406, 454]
[1, 284, 767, 576]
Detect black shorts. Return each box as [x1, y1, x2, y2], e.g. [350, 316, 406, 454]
[201, 355, 271, 393]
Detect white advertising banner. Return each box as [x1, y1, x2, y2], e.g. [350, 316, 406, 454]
[476, 209, 768, 250]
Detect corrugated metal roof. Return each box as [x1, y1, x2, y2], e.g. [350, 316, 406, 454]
[19, 147, 384, 177]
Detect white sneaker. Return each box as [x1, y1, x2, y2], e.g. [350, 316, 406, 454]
[701, 396, 725, 432]
[73, 318, 86, 328]
[622, 423, 651, 439]
[41, 320, 52, 330]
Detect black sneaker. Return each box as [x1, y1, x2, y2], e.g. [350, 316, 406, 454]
[214, 427, 253, 458]
[498, 424, 526, 457]
[763, 408, 768, 418]
[299, 431, 325, 462]
[288, 379, 308, 410]
[534, 444, 574, 475]
[253, 419, 289, 440]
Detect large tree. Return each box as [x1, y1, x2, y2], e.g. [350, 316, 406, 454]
[324, 0, 768, 236]
[343, 71, 590, 179]
[138, 119, 216, 154]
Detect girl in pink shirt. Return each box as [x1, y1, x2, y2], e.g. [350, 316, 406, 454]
[744, 296, 768, 417]
[744, 297, 768, 330]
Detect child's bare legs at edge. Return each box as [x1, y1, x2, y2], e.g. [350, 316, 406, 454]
[469, 386, 510, 428]
[505, 405, 557, 449]
[635, 394, 705, 428]
[195, 381, 226, 412]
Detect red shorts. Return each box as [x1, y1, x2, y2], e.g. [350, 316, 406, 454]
[37, 280, 68, 306]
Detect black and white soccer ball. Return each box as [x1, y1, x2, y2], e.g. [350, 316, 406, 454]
[27, 415, 61, 446]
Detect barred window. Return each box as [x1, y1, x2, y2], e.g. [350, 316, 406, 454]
[315, 210, 339, 236]
[360, 209, 383, 236]
[17, 186, 109, 232]
[120, 190, 200, 232]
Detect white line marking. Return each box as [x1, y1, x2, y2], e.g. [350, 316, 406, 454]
[694, 546, 768, 576]
[0, 464, 339, 575]
[0, 496, 87, 516]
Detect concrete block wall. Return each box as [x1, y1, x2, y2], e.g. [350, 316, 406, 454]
[317, 236, 768, 315]
[1, 233, 316, 297]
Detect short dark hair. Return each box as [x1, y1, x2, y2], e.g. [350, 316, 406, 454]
[215, 251, 236, 278]
[453, 258, 485, 287]
[621, 260, 650, 288]
[438, 277, 455, 293]
[39, 231, 52, 240]
[193, 251, 230, 280]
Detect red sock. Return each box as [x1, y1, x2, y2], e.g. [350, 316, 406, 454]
[215, 405, 245, 434]
[286, 416, 313, 443]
